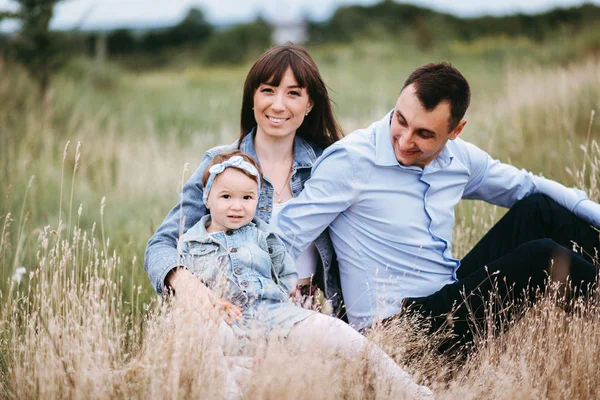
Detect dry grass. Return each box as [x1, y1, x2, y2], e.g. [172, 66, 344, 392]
[1, 51, 600, 399]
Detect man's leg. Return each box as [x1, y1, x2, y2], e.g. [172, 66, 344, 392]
[458, 194, 600, 279]
[404, 239, 599, 353]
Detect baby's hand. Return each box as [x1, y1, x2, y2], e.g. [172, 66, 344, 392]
[213, 297, 243, 325]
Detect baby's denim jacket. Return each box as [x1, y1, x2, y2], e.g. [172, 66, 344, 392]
[177, 215, 298, 308]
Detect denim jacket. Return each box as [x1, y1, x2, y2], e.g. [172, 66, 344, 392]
[178, 216, 296, 307]
[144, 129, 343, 315]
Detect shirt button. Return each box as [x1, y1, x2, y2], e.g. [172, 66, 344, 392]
[230, 248, 237, 253]
[226, 230, 233, 236]
[241, 280, 249, 287]
[234, 268, 242, 275]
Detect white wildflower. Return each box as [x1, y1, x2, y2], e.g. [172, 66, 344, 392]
[12, 267, 26, 283]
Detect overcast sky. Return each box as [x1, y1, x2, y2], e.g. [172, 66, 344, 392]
[1, 0, 599, 31]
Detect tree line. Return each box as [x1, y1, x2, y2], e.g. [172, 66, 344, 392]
[1, 0, 599, 101]
[308, 1, 600, 47]
[92, 1, 600, 59]
[91, 8, 271, 66]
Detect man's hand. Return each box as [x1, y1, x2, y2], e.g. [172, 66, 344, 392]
[167, 267, 243, 324]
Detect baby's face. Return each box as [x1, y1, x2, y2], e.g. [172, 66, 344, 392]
[205, 167, 258, 232]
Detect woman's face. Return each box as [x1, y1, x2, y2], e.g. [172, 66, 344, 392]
[253, 67, 313, 142]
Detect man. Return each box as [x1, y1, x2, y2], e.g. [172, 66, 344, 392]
[274, 62, 600, 350]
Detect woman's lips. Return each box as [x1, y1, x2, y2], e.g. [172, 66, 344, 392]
[267, 115, 289, 125]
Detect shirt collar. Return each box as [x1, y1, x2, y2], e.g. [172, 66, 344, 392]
[375, 109, 455, 170]
[375, 110, 401, 167]
[182, 215, 261, 244]
[239, 127, 318, 170]
[426, 144, 453, 172]
[180, 215, 216, 244]
[239, 129, 259, 162]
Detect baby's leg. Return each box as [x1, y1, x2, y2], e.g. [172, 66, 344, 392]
[287, 314, 433, 399]
[216, 320, 238, 355]
[207, 321, 243, 400]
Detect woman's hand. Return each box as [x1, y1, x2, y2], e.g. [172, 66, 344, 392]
[167, 267, 243, 324]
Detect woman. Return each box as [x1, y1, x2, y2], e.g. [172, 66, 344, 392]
[144, 44, 344, 317]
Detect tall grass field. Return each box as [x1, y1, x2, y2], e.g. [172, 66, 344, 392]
[1, 34, 600, 398]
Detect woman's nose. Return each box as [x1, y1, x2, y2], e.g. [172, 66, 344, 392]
[271, 93, 286, 112]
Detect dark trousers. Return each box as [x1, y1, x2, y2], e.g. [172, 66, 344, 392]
[398, 194, 600, 353]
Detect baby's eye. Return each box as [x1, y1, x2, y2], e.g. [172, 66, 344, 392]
[243, 195, 254, 200]
[221, 194, 230, 199]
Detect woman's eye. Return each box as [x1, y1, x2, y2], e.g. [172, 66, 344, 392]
[289, 90, 301, 96]
[260, 87, 274, 93]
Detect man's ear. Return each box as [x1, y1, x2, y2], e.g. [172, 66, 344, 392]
[450, 119, 467, 141]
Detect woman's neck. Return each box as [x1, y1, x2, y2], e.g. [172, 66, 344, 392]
[253, 129, 295, 165]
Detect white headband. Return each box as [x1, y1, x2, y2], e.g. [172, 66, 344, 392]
[203, 155, 261, 206]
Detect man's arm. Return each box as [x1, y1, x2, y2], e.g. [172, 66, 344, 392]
[461, 140, 600, 228]
[273, 145, 359, 259]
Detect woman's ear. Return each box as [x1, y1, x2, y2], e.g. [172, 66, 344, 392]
[306, 99, 314, 116]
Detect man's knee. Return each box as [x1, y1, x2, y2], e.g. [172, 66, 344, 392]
[515, 239, 569, 276]
[517, 238, 561, 256]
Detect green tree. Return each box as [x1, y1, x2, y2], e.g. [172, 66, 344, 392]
[167, 7, 212, 45]
[203, 18, 271, 65]
[107, 29, 136, 55]
[11, 0, 65, 101]
[141, 7, 212, 53]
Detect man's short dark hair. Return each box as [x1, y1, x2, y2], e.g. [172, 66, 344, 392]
[401, 62, 470, 131]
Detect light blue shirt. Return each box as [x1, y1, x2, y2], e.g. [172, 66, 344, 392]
[273, 111, 600, 330]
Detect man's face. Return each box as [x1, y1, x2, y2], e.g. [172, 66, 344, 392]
[390, 84, 465, 168]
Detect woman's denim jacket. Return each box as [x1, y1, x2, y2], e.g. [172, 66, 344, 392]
[144, 129, 343, 316]
[178, 216, 295, 307]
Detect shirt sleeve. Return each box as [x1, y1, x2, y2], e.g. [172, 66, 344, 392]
[462, 141, 600, 228]
[144, 152, 213, 294]
[272, 144, 359, 260]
